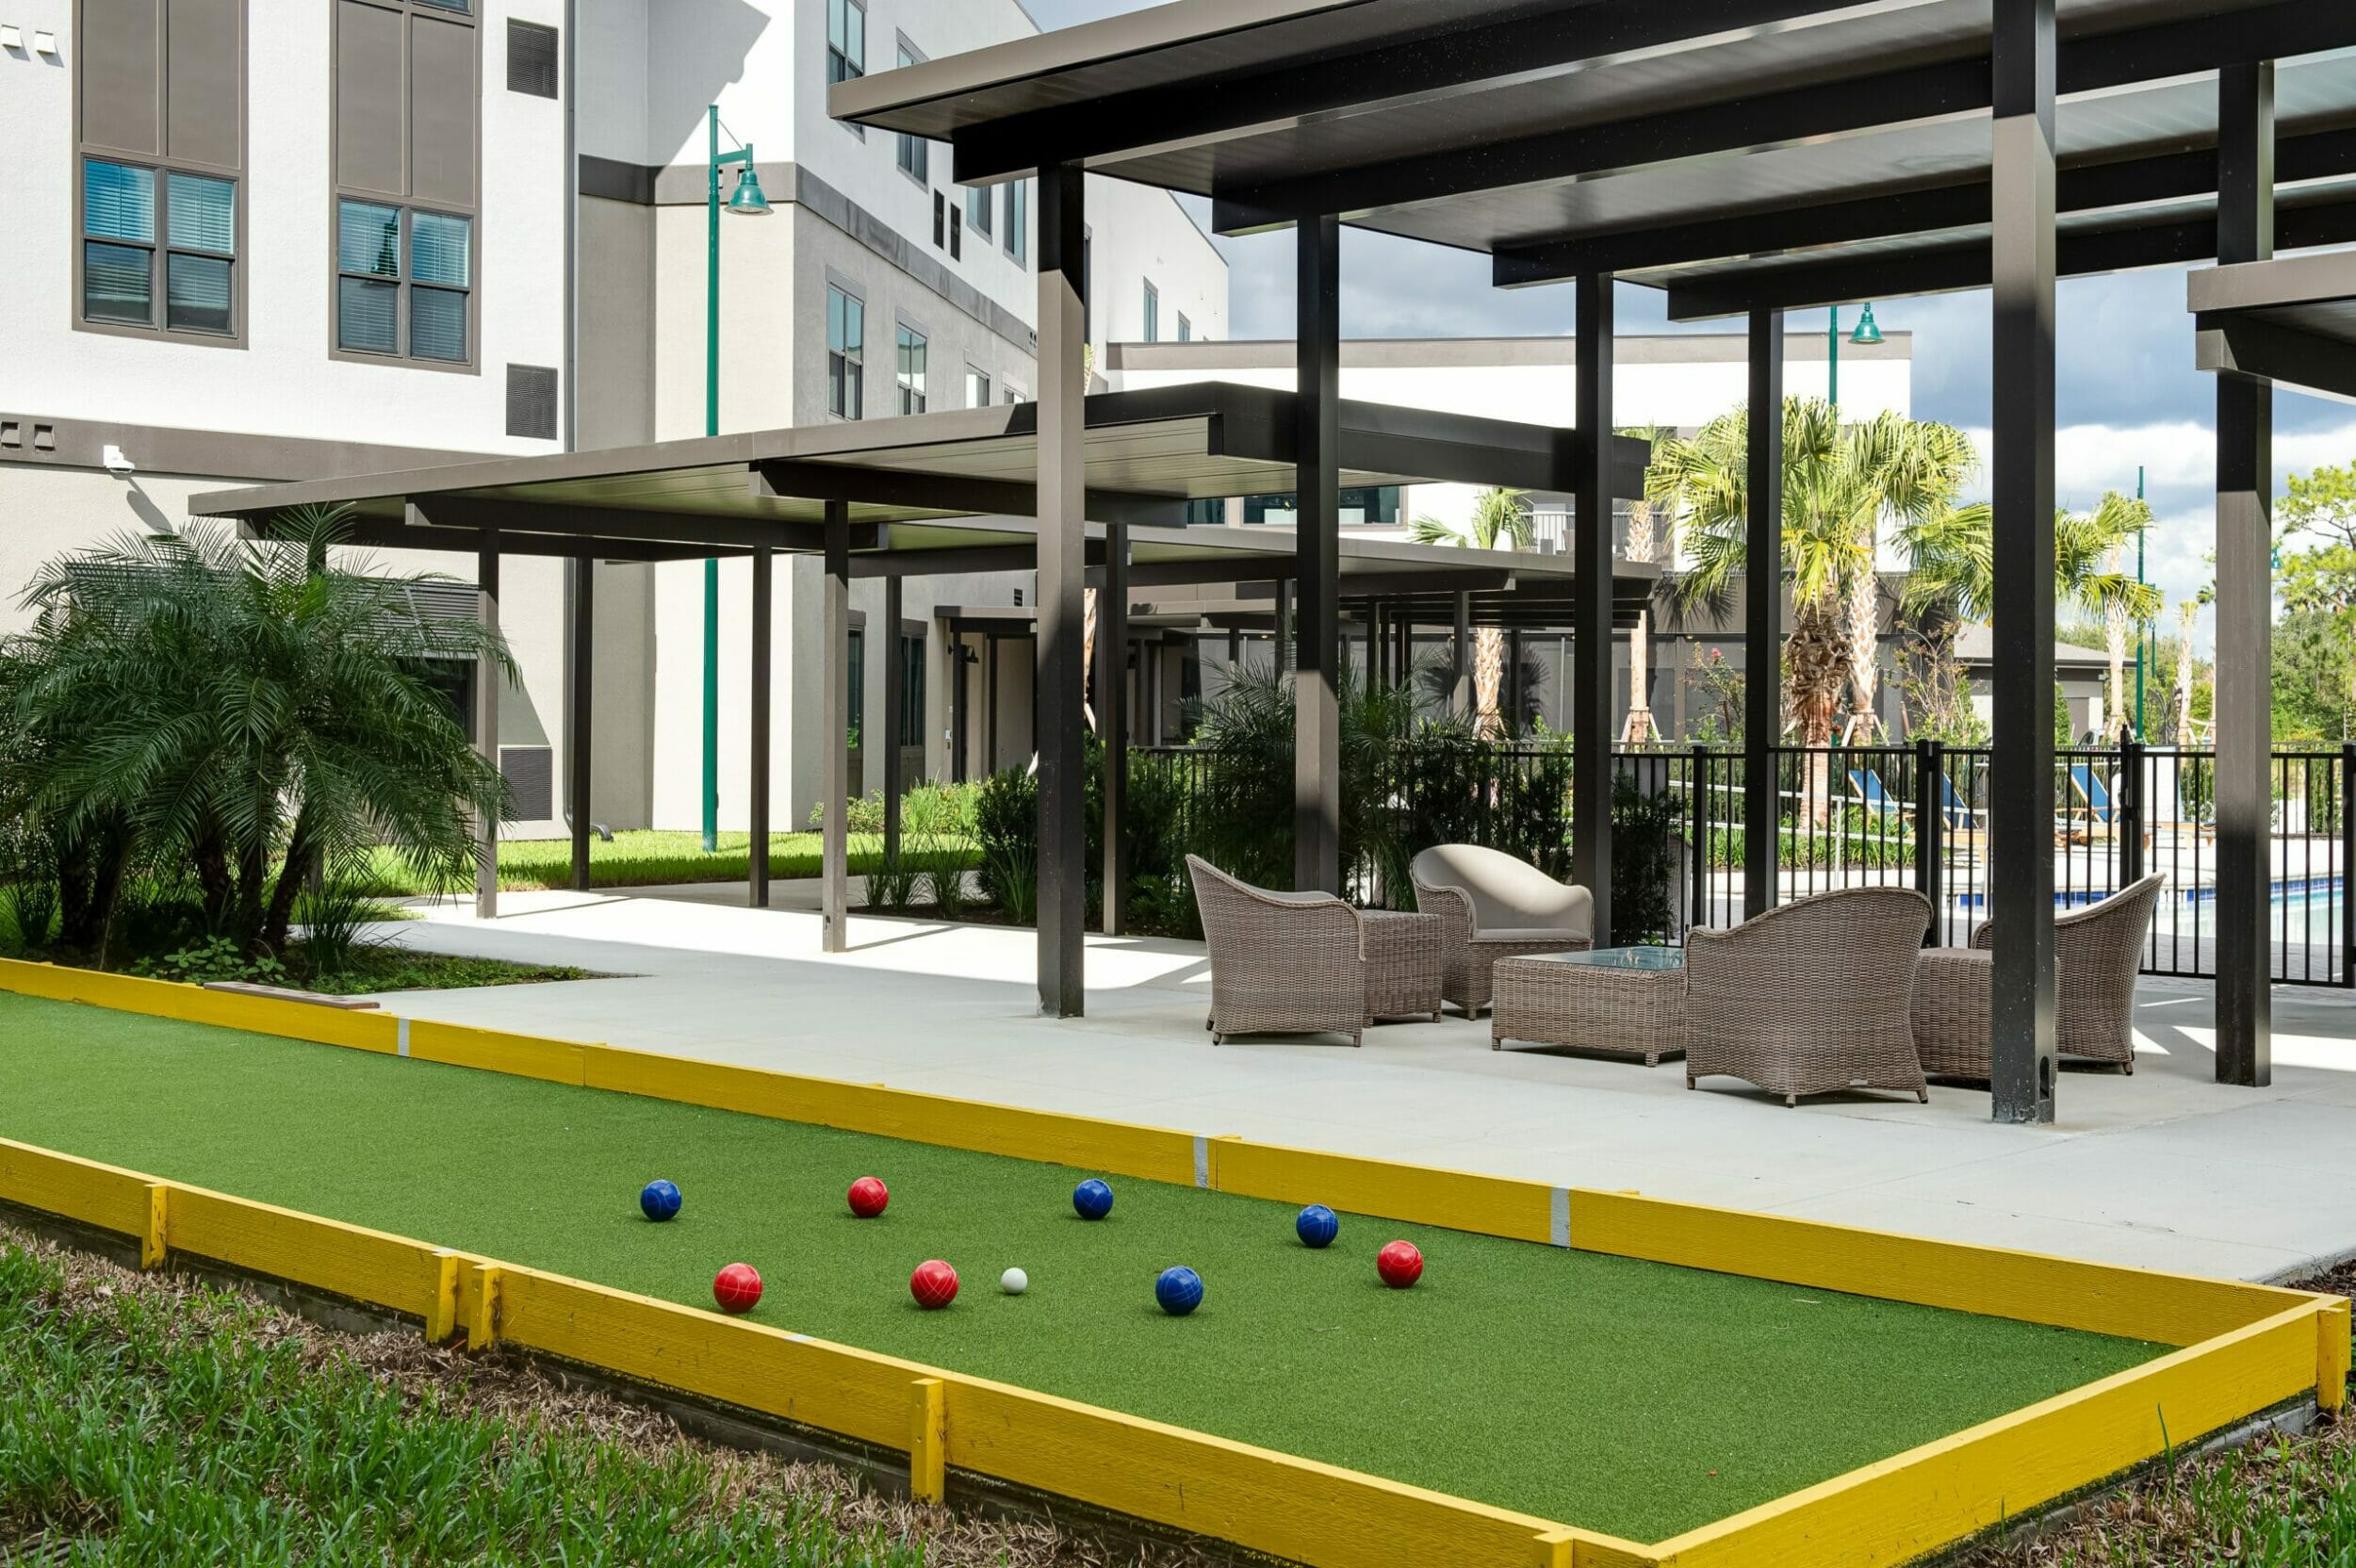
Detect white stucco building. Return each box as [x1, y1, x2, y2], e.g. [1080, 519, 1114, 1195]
[0, 0, 1225, 836]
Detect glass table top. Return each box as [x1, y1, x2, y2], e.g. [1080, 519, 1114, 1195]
[1524, 945, 1685, 972]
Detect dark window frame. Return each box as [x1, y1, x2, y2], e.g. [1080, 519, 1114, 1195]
[826, 278, 864, 420]
[504, 18, 557, 97]
[335, 199, 476, 367]
[895, 630, 927, 749]
[895, 320, 928, 416]
[893, 40, 928, 186]
[1003, 178, 1026, 266]
[71, 0, 250, 349]
[328, 0, 483, 375]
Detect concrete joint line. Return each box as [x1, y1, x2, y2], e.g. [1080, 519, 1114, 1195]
[1551, 1186, 1571, 1249]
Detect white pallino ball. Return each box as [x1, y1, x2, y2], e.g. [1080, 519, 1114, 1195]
[1000, 1266, 1029, 1296]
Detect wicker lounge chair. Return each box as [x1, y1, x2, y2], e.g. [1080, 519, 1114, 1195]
[1912, 873, 2165, 1078]
[1186, 856, 1443, 1046]
[1684, 887, 1934, 1106]
[1409, 844, 1595, 1017]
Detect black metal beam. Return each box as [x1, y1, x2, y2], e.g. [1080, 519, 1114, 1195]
[750, 459, 1183, 528]
[1213, 1, 2355, 231]
[1216, 58, 1991, 232]
[1742, 311, 1782, 922]
[1037, 162, 1088, 1018]
[353, 514, 739, 563]
[748, 547, 772, 909]
[1499, 125, 2356, 286]
[568, 557, 594, 895]
[1988, 0, 2058, 1126]
[1663, 186, 2356, 319]
[822, 503, 852, 955]
[948, 0, 1880, 186]
[851, 543, 1085, 580]
[2197, 314, 2356, 403]
[1100, 524, 1130, 935]
[1296, 213, 1343, 896]
[406, 493, 859, 553]
[2215, 61, 2276, 1089]
[1572, 273, 1615, 945]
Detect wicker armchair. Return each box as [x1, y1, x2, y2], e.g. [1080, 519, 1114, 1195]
[1684, 888, 1933, 1107]
[1913, 874, 2164, 1078]
[1409, 845, 1595, 1017]
[1186, 856, 1442, 1046]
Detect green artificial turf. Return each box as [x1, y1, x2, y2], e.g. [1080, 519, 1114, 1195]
[0, 992, 2164, 1542]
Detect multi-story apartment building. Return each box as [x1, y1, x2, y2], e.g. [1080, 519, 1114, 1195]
[0, 0, 1226, 837]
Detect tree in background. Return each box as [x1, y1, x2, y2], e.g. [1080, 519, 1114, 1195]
[1901, 489, 2160, 735]
[2273, 461, 2356, 743]
[1656, 399, 1978, 816]
[1618, 426, 1673, 744]
[0, 510, 511, 962]
[1411, 486, 1531, 737]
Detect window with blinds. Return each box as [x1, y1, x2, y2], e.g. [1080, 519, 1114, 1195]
[332, 0, 481, 368]
[74, 0, 246, 343]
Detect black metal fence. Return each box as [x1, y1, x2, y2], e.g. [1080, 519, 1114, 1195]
[1134, 741, 2356, 987]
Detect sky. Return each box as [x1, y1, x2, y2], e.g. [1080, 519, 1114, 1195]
[1020, 0, 2356, 648]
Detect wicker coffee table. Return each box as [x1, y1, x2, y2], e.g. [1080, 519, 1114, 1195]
[1490, 946, 1686, 1066]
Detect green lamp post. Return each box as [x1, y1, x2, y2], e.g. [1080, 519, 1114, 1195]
[702, 105, 772, 854]
[1827, 301, 1881, 410]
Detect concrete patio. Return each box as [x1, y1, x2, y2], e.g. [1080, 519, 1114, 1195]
[369, 883, 2356, 1287]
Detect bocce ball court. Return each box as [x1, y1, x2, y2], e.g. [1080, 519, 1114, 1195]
[0, 991, 2205, 1537]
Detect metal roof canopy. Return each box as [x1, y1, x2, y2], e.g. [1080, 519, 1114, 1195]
[2189, 249, 2356, 404]
[191, 383, 1645, 559]
[829, 0, 2356, 318]
[188, 383, 1650, 600]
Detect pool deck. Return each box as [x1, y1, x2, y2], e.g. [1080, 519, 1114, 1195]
[368, 881, 2356, 1286]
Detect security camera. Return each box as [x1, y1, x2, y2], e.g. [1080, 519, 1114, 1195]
[102, 444, 136, 475]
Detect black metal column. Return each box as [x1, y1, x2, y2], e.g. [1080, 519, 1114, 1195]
[475, 534, 500, 920]
[1037, 162, 1088, 1016]
[1743, 309, 1783, 920]
[1099, 523, 1129, 936]
[747, 547, 771, 908]
[1572, 273, 1615, 943]
[822, 501, 851, 955]
[950, 630, 968, 784]
[1275, 582, 1294, 673]
[1296, 213, 1343, 894]
[1452, 591, 1472, 718]
[2216, 60, 2276, 1086]
[567, 555, 594, 895]
[882, 576, 905, 867]
[1988, 0, 2059, 1123]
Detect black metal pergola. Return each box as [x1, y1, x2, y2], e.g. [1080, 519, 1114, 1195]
[191, 384, 1649, 1000]
[834, 0, 2356, 1119]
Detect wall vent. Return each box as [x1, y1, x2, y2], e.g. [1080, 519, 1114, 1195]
[500, 745, 554, 821]
[506, 365, 559, 440]
[507, 21, 559, 99]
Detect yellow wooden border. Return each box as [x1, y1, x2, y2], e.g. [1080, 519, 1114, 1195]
[0, 959, 397, 1053]
[1209, 1137, 1559, 1243]
[1, 960, 2344, 1568]
[1566, 1189, 2307, 1348]
[1646, 1304, 2327, 1568]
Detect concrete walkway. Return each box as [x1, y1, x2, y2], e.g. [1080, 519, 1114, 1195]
[370, 883, 2356, 1285]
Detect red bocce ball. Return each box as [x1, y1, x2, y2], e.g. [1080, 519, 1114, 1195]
[910, 1258, 960, 1310]
[712, 1262, 763, 1314]
[1376, 1240, 1424, 1289]
[847, 1175, 890, 1218]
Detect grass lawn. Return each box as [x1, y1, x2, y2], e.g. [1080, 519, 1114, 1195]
[365, 831, 977, 896]
[0, 993, 2167, 1543]
[0, 1229, 1093, 1568]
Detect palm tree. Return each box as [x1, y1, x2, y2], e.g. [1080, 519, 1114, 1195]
[3, 508, 513, 959]
[1411, 487, 1531, 737]
[1655, 399, 1979, 750]
[1899, 489, 2162, 735]
[1619, 426, 1673, 744]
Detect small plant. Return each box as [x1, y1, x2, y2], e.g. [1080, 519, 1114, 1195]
[289, 858, 394, 979]
[973, 768, 1041, 925]
[130, 937, 289, 988]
